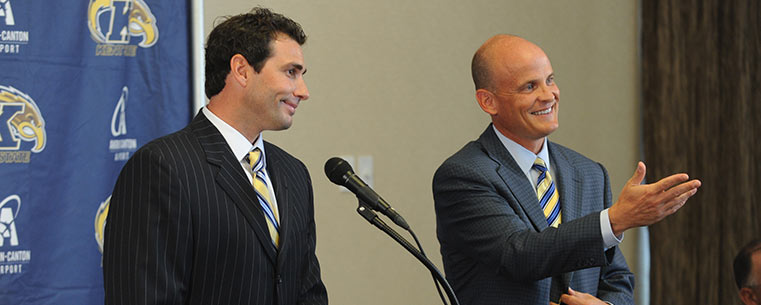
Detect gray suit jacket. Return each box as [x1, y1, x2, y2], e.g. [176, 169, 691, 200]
[104, 112, 328, 305]
[433, 125, 634, 305]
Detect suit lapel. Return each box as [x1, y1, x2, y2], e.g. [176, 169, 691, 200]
[480, 126, 584, 294]
[478, 125, 548, 232]
[191, 113, 278, 263]
[547, 142, 582, 294]
[547, 142, 582, 223]
[265, 142, 290, 255]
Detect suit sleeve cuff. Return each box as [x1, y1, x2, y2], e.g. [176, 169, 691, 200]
[600, 209, 623, 249]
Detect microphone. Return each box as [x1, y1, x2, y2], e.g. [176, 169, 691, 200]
[324, 157, 410, 230]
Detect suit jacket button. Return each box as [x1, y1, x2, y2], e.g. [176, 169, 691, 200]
[276, 274, 283, 284]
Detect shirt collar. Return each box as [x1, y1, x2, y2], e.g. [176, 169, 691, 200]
[202, 107, 264, 163]
[492, 124, 550, 176]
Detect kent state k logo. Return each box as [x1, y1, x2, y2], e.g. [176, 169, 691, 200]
[88, 0, 159, 56]
[0, 85, 46, 163]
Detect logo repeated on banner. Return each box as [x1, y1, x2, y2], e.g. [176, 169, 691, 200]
[0, 194, 31, 276]
[94, 196, 109, 257]
[88, 0, 159, 57]
[109, 86, 136, 161]
[0, 0, 13, 25]
[0, 0, 29, 55]
[0, 85, 46, 163]
[0, 0, 190, 302]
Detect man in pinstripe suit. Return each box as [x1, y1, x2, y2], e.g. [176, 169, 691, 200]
[433, 35, 701, 305]
[104, 8, 328, 305]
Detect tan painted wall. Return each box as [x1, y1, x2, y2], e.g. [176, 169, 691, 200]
[203, 1, 641, 304]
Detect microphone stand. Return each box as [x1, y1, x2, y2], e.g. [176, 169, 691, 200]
[355, 200, 460, 305]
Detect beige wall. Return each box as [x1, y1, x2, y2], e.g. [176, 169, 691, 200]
[203, 1, 641, 304]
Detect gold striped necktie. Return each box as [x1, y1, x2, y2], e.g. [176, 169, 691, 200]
[247, 148, 280, 248]
[533, 158, 561, 227]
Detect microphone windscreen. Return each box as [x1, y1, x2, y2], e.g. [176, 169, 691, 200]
[324, 157, 354, 185]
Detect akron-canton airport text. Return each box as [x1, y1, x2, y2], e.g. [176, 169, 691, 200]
[0, 30, 28, 54]
[0, 250, 31, 275]
[1, 30, 29, 43]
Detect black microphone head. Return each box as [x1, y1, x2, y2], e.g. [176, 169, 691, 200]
[324, 157, 354, 185]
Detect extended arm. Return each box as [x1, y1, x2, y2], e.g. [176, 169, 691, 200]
[434, 160, 613, 281]
[595, 163, 635, 304]
[563, 161, 701, 305]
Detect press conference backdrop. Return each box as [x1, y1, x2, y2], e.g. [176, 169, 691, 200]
[0, 1, 191, 303]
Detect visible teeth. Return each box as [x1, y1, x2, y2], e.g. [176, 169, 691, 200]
[533, 108, 552, 115]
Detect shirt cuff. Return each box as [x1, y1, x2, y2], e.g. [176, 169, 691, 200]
[600, 209, 623, 249]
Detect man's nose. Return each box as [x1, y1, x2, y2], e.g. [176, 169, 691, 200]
[540, 84, 558, 102]
[295, 77, 309, 101]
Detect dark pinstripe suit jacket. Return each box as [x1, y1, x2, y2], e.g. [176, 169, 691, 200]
[433, 125, 634, 305]
[104, 113, 328, 305]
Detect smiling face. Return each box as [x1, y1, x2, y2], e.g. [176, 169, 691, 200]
[475, 36, 559, 153]
[244, 34, 309, 132]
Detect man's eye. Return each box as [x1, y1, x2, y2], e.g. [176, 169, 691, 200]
[525, 83, 535, 91]
[287, 69, 296, 76]
[546, 76, 555, 85]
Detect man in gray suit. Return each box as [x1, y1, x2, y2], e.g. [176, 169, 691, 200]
[433, 34, 701, 305]
[104, 8, 328, 305]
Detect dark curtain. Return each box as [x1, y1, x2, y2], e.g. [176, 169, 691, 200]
[641, 0, 761, 304]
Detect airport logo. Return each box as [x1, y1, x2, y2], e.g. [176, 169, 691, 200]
[0, 0, 30, 55]
[0, 0, 14, 25]
[88, 0, 159, 57]
[111, 86, 127, 137]
[94, 195, 110, 256]
[0, 194, 31, 276]
[108, 86, 136, 161]
[0, 195, 19, 247]
[0, 85, 46, 163]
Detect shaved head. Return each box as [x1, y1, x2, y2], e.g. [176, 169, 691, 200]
[471, 34, 559, 153]
[471, 34, 547, 91]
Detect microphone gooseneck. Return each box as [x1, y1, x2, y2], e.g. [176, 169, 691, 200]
[324, 157, 459, 305]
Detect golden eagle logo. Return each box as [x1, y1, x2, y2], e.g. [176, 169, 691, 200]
[87, 0, 159, 47]
[94, 196, 110, 255]
[0, 86, 46, 152]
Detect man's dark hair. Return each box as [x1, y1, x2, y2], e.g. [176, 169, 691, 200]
[734, 238, 761, 289]
[204, 7, 307, 98]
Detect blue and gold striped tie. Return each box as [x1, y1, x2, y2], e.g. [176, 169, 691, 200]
[248, 148, 280, 248]
[533, 158, 561, 227]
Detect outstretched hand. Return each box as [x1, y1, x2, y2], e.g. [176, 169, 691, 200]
[609, 161, 701, 236]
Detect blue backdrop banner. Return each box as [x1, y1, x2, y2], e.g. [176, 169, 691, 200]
[0, 0, 192, 303]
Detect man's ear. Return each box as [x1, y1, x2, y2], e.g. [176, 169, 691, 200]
[229, 54, 252, 87]
[476, 89, 498, 115]
[739, 287, 758, 305]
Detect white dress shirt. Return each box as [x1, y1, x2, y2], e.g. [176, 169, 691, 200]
[203, 107, 279, 217]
